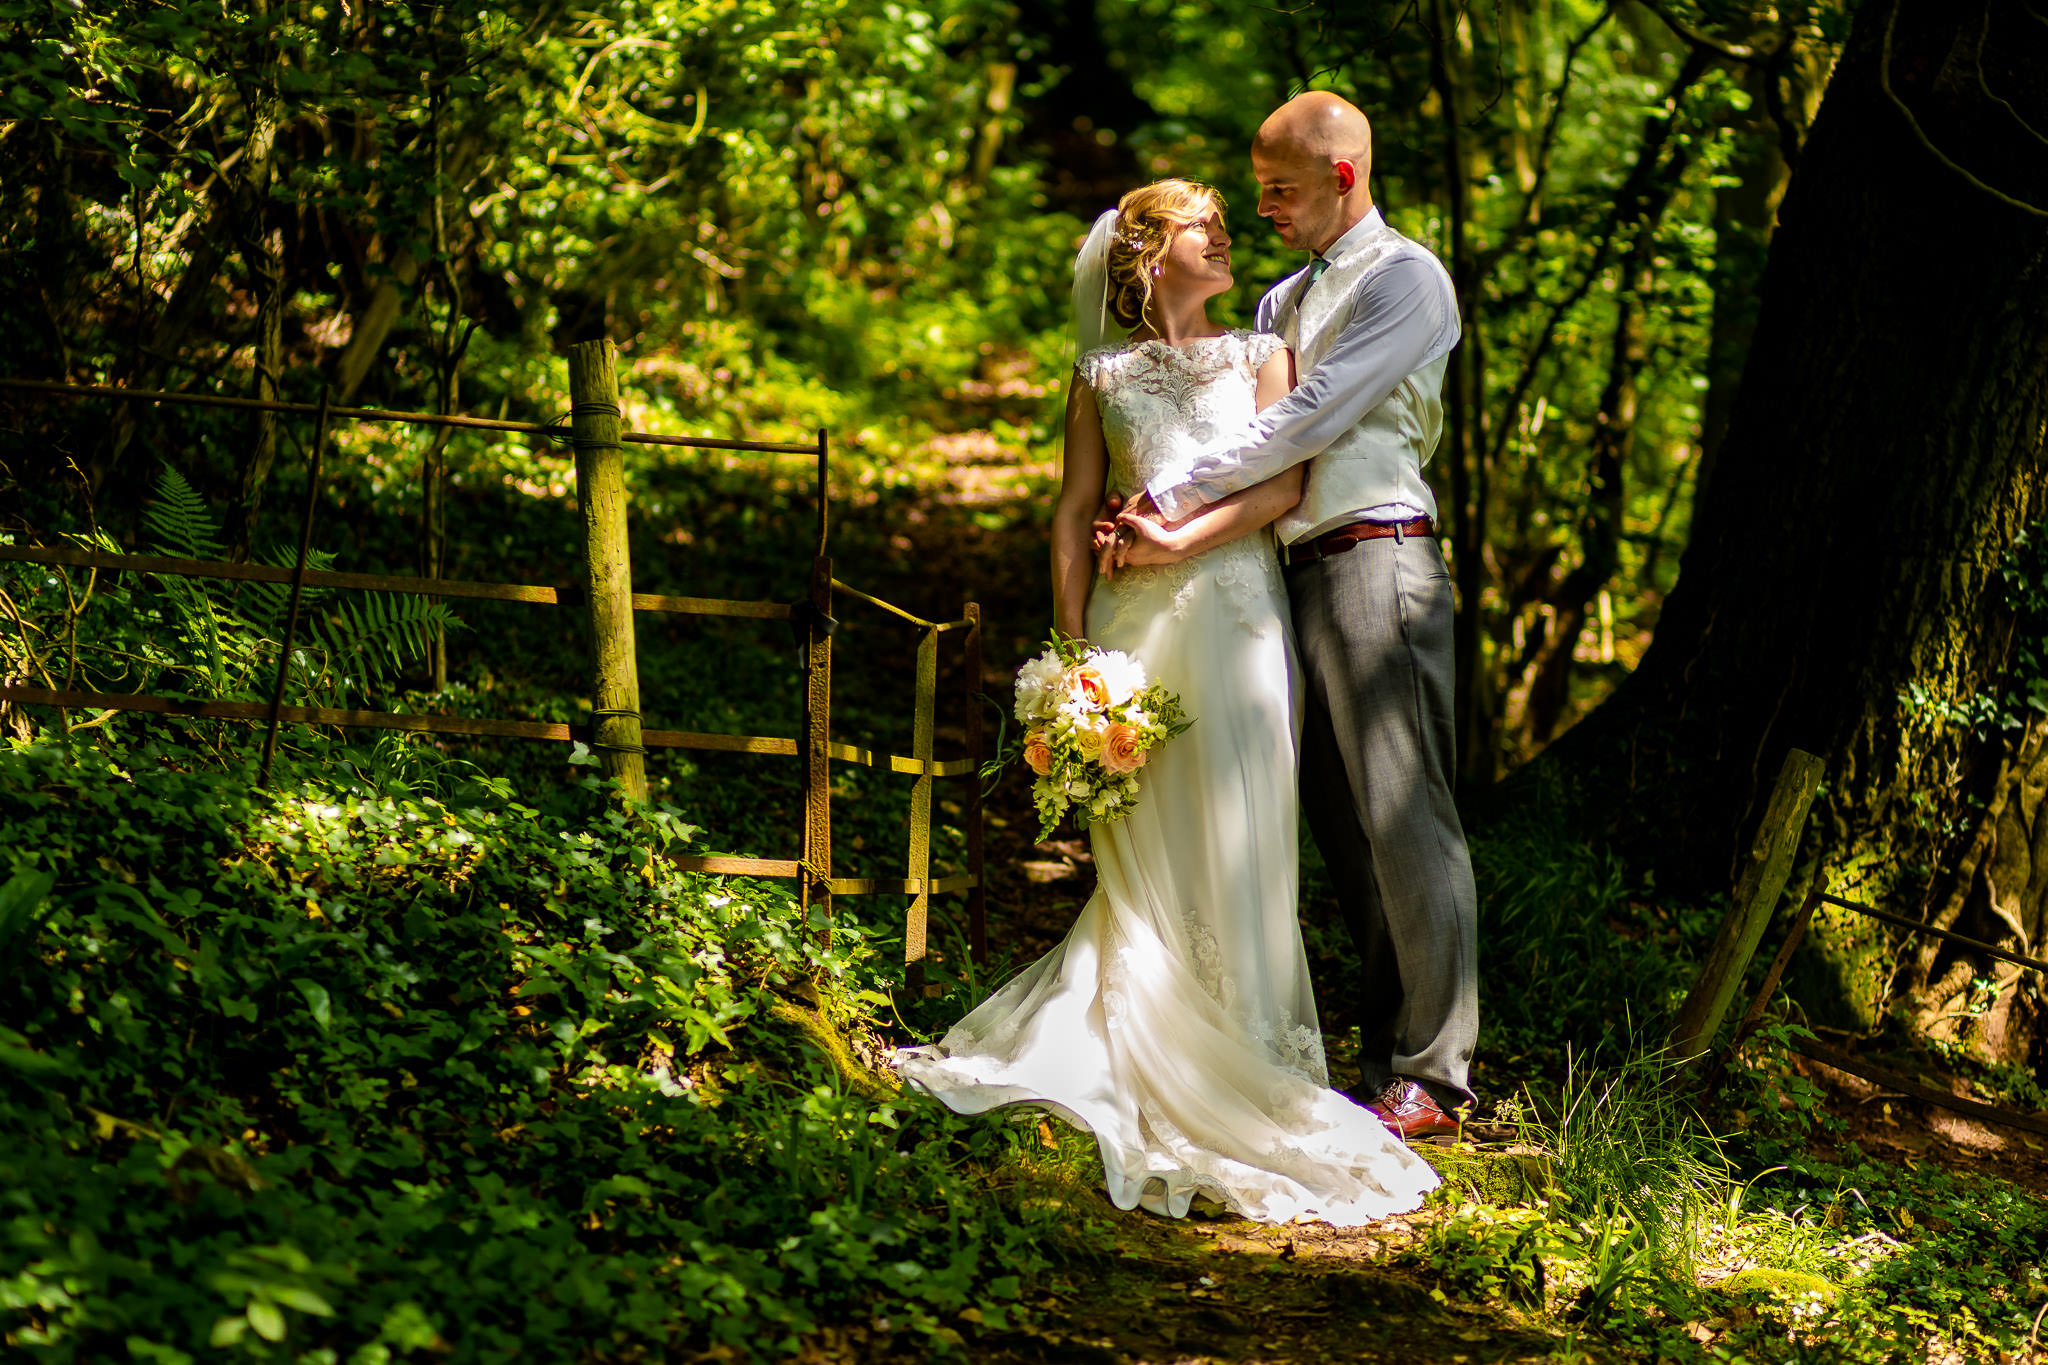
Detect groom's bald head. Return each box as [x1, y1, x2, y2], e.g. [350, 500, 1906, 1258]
[1254, 92, 1373, 179]
[1251, 92, 1375, 255]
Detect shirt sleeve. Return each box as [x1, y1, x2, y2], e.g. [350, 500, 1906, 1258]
[1146, 253, 1460, 521]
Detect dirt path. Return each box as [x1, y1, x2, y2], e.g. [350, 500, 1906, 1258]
[977, 1200, 1567, 1365]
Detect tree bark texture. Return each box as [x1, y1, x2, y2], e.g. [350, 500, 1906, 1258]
[1547, 0, 2048, 1042]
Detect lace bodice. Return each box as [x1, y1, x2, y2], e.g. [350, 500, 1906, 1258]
[1078, 330, 1287, 495]
[1078, 330, 1291, 634]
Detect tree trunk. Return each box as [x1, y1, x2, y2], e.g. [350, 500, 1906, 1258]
[1547, 0, 2048, 1048]
[229, 13, 285, 562]
[1427, 0, 1495, 786]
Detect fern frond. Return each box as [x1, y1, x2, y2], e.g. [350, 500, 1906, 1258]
[144, 467, 226, 563]
[140, 468, 238, 695]
[240, 545, 337, 638]
[306, 592, 462, 701]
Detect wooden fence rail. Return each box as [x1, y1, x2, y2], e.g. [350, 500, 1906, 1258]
[0, 352, 987, 972]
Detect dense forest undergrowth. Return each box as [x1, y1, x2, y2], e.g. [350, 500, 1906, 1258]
[6, 443, 2048, 1365]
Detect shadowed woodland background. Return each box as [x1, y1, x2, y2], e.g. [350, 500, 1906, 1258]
[4, 1, 2048, 1361]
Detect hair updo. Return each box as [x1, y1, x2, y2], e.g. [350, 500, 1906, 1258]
[1104, 178, 1228, 330]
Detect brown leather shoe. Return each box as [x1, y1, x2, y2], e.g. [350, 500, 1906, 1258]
[1364, 1079, 1462, 1144]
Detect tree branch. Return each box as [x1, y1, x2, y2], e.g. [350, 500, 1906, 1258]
[1480, 0, 1620, 272]
[1531, 2, 1617, 186]
[1880, 0, 2048, 219]
[1976, 4, 2048, 152]
[1483, 47, 1714, 476]
[1631, 0, 1767, 62]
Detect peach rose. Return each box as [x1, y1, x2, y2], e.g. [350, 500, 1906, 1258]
[1023, 731, 1053, 776]
[1101, 723, 1147, 774]
[1064, 664, 1111, 709]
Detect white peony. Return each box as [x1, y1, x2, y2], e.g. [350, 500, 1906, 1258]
[1086, 648, 1147, 705]
[1013, 649, 1066, 723]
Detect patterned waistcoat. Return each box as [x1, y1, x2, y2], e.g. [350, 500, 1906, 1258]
[1267, 218, 1451, 545]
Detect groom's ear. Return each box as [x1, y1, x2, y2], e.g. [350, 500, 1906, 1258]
[1333, 160, 1359, 195]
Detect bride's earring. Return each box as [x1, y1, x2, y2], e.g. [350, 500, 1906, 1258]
[1151, 265, 1162, 277]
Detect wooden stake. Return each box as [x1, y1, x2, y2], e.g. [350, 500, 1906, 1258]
[1697, 870, 1825, 1097]
[567, 339, 645, 804]
[904, 624, 939, 985]
[1669, 747, 1825, 1062]
[801, 553, 834, 925]
[800, 431, 833, 926]
[963, 602, 987, 968]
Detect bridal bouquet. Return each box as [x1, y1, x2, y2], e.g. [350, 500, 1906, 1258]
[1011, 634, 1192, 840]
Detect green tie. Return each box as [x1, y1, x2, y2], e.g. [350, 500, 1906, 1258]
[1296, 255, 1330, 308]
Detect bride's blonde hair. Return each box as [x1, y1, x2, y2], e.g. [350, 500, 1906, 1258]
[1106, 178, 1227, 329]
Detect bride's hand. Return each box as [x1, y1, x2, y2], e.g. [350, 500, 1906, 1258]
[1115, 513, 1188, 567]
[1094, 523, 1125, 579]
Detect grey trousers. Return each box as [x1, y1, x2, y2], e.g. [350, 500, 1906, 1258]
[1286, 533, 1479, 1109]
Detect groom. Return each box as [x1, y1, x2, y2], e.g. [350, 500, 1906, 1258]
[1122, 91, 1478, 1141]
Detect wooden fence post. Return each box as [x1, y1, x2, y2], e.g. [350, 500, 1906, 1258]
[567, 339, 646, 804]
[1669, 747, 1826, 1062]
[904, 624, 939, 984]
[800, 430, 833, 925]
[1697, 870, 1826, 1096]
[963, 601, 987, 968]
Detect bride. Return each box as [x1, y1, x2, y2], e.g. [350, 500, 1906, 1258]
[890, 179, 1438, 1225]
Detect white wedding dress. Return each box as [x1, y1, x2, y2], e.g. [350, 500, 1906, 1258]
[892, 331, 1439, 1226]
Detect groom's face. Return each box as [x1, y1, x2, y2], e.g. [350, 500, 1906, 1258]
[1251, 147, 1346, 254]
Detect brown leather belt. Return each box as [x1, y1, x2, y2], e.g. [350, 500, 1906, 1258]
[1284, 516, 1434, 567]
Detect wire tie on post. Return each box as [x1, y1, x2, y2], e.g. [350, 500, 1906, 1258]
[567, 400, 623, 452]
[589, 707, 646, 755]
